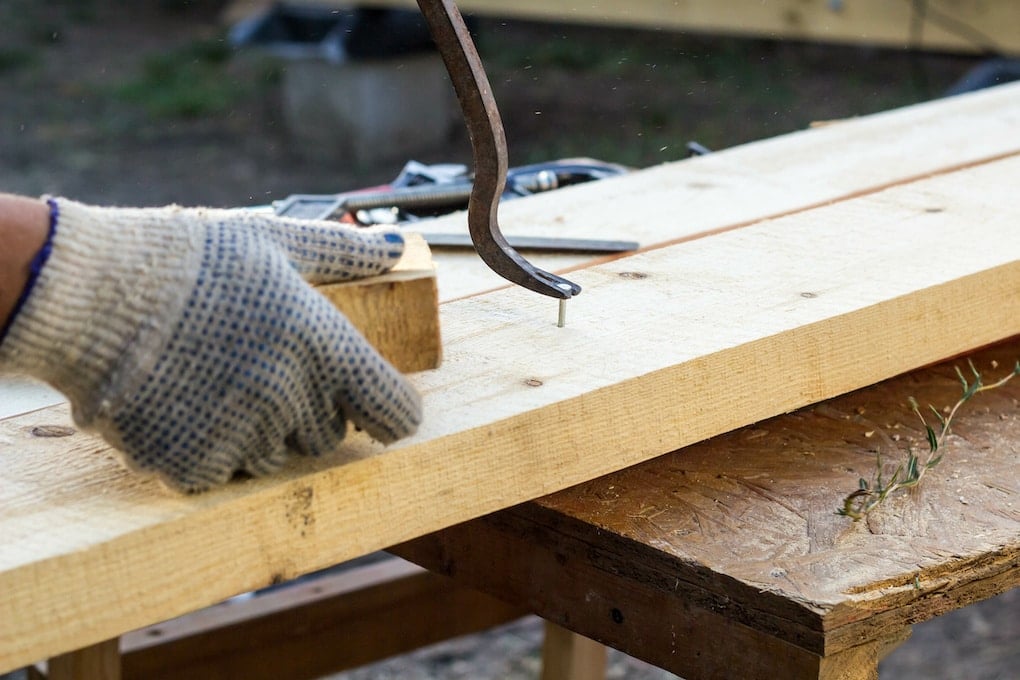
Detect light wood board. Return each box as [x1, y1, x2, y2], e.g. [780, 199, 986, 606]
[414, 82, 1020, 301]
[6, 82, 1020, 412]
[225, 0, 1020, 55]
[1, 144, 1018, 671]
[315, 232, 441, 372]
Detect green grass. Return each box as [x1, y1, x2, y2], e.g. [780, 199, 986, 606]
[115, 38, 252, 119]
[0, 48, 37, 74]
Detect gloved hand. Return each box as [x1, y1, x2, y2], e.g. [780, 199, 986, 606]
[0, 197, 422, 492]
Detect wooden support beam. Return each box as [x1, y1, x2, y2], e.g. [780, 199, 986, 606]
[416, 83, 1020, 301]
[3, 85, 1020, 672]
[119, 557, 525, 680]
[316, 232, 440, 372]
[225, 0, 1020, 55]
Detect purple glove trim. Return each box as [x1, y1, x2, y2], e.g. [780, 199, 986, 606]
[0, 198, 59, 344]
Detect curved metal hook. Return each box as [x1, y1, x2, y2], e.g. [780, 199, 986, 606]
[415, 0, 581, 300]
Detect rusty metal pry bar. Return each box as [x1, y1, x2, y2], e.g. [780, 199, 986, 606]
[415, 0, 582, 301]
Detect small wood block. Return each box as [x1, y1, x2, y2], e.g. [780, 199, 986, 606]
[314, 232, 440, 373]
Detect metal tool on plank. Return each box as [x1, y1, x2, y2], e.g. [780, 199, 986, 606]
[415, 0, 582, 308]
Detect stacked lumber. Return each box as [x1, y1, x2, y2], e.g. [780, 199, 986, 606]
[2, 82, 1019, 672]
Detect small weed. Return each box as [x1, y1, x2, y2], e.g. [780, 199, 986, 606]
[838, 359, 1020, 521]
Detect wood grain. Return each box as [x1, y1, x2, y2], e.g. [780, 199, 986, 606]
[396, 339, 1018, 679]
[1, 83, 1020, 668]
[2, 146, 1018, 671]
[414, 82, 1020, 301]
[315, 232, 441, 372]
[225, 0, 1020, 54]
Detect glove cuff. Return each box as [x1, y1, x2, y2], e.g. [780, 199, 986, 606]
[0, 198, 202, 421]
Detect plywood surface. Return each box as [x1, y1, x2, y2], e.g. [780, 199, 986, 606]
[2, 85, 1020, 671]
[396, 336, 1020, 680]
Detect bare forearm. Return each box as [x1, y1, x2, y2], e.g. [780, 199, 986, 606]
[0, 193, 50, 329]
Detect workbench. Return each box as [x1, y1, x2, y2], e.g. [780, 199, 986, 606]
[2, 82, 1020, 679]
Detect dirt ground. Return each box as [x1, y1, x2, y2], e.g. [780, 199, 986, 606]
[2, 2, 1018, 679]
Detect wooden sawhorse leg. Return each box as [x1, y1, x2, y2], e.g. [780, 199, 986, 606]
[542, 622, 607, 680]
[815, 628, 911, 680]
[28, 639, 121, 680]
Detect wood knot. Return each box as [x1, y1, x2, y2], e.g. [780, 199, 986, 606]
[800, 292, 818, 299]
[524, 378, 544, 387]
[31, 425, 76, 438]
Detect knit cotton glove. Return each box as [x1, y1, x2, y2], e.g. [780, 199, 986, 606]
[0, 197, 422, 492]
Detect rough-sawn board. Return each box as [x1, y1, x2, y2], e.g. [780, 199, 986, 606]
[1, 146, 1018, 670]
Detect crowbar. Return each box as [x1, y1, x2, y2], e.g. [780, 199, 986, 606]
[415, 0, 583, 302]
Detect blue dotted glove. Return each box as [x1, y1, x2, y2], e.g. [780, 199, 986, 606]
[0, 197, 422, 492]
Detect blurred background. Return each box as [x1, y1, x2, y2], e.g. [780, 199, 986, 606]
[1, 1, 1017, 678]
[0, 0, 997, 208]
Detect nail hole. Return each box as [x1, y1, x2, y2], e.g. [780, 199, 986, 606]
[611, 608, 625, 624]
[31, 425, 76, 438]
[146, 629, 163, 638]
[524, 378, 544, 387]
[618, 271, 648, 280]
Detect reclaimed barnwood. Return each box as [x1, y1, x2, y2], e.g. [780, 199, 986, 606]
[395, 337, 1020, 680]
[3, 84, 1020, 673]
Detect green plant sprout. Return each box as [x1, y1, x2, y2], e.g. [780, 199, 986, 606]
[839, 359, 1020, 521]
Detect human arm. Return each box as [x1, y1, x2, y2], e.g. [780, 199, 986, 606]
[0, 193, 50, 331]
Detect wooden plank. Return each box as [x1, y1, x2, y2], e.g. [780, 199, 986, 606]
[395, 338, 1017, 679]
[1, 147, 1018, 672]
[47, 639, 120, 680]
[9, 74, 1020, 415]
[540, 623, 607, 680]
[315, 232, 440, 372]
[120, 557, 525, 680]
[415, 83, 1020, 301]
[226, 0, 1020, 55]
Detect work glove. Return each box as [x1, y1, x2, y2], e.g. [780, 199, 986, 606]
[0, 197, 422, 492]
